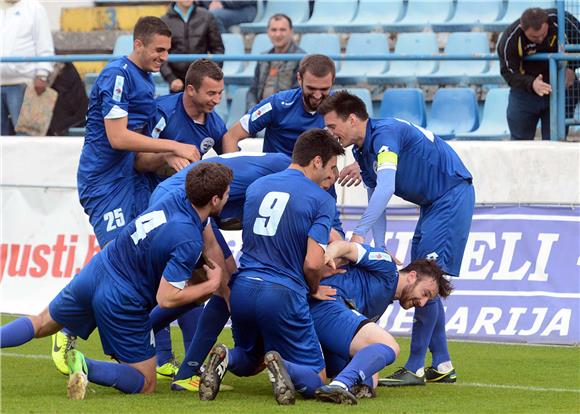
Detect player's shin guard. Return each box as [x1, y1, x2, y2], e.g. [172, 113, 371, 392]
[175, 295, 230, 380]
[406, 298, 439, 373]
[333, 344, 396, 389]
[0, 317, 35, 348]
[85, 358, 145, 394]
[428, 297, 451, 367]
[283, 360, 323, 398]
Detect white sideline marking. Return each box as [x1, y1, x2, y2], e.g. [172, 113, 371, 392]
[457, 382, 580, 394]
[0, 352, 52, 360]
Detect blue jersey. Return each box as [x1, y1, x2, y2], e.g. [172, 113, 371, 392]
[78, 56, 156, 188]
[237, 169, 336, 295]
[101, 189, 206, 309]
[245, 88, 325, 155]
[354, 118, 472, 206]
[322, 244, 398, 319]
[151, 92, 226, 155]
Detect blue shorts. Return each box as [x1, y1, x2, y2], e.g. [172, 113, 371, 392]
[412, 182, 475, 276]
[79, 175, 151, 247]
[230, 276, 325, 372]
[310, 298, 368, 361]
[49, 254, 155, 363]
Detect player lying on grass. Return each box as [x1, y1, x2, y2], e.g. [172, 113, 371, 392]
[0, 163, 232, 400]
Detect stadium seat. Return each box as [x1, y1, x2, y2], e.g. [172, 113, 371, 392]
[334, 0, 405, 32]
[113, 34, 133, 56]
[239, 0, 310, 33]
[335, 33, 389, 84]
[226, 87, 250, 129]
[483, 0, 556, 32]
[455, 88, 510, 140]
[367, 32, 438, 85]
[293, 0, 358, 33]
[432, 0, 505, 32]
[417, 32, 490, 85]
[299, 33, 341, 69]
[379, 88, 427, 127]
[221, 34, 245, 77]
[215, 93, 229, 125]
[345, 88, 374, 117]
[384, 0, 455, 32]
[427, 88, 479, 139]
[224, 33, 273, 86]
[468, 60, 505, 85]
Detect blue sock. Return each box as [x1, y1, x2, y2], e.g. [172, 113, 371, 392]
[428, 297, 451, 368]
[333, 344, 396, 389]
[149, 303, 198, 334]
[62, 327, 75, 337]
[174, 295, 230, 380]
[228, 347, 261, 377]
[406, 298, 439, 373]
[0, 317, 35, 348]
[86, 358, 145, 394]
[177, 307, 203, 351]
[284, 360, 323, 398]
[155, 327, 173, 366]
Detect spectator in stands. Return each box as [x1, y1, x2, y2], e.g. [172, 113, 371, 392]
[498, 7, 580, 140]
[0, 0, 54, 135]
[47, 63, 88, 136]
[201, 1, 258, 33]
[161, 1, 224, 93]
[246, 13, 305, 111]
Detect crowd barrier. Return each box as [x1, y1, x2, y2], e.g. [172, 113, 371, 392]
[1, 137, 579, 344]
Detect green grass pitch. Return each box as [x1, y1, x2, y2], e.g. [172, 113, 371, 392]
[1, 314, 579, 414]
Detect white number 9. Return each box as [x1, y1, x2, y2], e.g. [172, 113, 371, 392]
[253, 192, 290, 236]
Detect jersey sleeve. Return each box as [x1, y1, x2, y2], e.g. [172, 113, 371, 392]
[308, 195, 335, 247]
[355, 243, 396, 274]
[245, 95, 276, 136]
[371, 125, 400, 172]
[162, 240, 203, 289]
[98, 67, 131, 120]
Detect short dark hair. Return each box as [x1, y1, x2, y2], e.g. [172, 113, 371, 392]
[317, 90, 369, 121]
[292, 128, 345, 167]
[520, 8, 549, 31]
[400, 259, 453, 298]
[268, 13, 293, 29]
[298, 54, 336, 80]
[185, 162, 233, 207]
[133, 16, 172, 46]
[185, 59, 224, 91]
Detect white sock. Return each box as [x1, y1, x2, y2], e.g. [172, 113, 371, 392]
[436, 361, 454, 373]
[329, 380, 348, 390]
[415, 367, 425, 377]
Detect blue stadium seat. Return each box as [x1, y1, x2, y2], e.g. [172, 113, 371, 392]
[334, 0, 405, 32]
[367, 32, 438, 85]
[335, 33, 389, 84]
[483, 0, 556, 32]
[455, 88, 510, 140]
[384, 0, 455, 32]
[468, 60, 505, 85]
[379, 88, 427, 127]
[239, 0, 310, 33]
[427, 88, 479, 139]
[293, 0, 358, 33]
[113, 34, 133, 56]
[224, 33, 273, 86]
[432, 0, 505, 32]
[345, 88, 374, 117]
[214, 93, 229, 125]
[226, 87, 250, 129]
[221, 33, 245, 77]
[417, 32, 490, 85]
[299, 33, 341, 69]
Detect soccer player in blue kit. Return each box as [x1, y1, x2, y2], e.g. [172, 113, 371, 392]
[319, 91, 475, 386]
[199, 129, 345, 405]
[0, 163, 233, 400]
[311, 240, 453, 404]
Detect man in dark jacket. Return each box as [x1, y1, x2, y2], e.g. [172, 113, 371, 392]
[161, 1, 225, 93]
[247, 13, 305, 111]
[202, 1, 257, 33]
[498, 7, 579, 140]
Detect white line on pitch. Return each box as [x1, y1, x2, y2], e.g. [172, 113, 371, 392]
[0, 352, 51, 360]
[456, 382, 580, 394]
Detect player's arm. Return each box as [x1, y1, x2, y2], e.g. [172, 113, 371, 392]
[303, 237, 326, 294]
[367, 187, 387, 250]
[133, 151, 190, 173]
[104, 117, 201, 161]
[157, 260, 221, 308]
[222, 121, 250, 153]
[325, 240, 360, 264]
[202, 223, 231, 299]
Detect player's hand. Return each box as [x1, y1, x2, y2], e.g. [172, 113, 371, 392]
[311, 285, 337, 301]
[173, 142, 201, 162]
[170, 79, 184, 92]
[209, 0, 223, 10]
[349, 234, 365, 244]
[33, 77, 48, 95]
[322, 262, 346, 278]
[565, 68, 576, 88]
[203, 258, 222, 293]
[532, 74, 552, 96]
[338, 161, 362, 187]
[164, 154, 190, 171]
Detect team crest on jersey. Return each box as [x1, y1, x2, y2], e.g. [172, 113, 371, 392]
[251, 102, 272, 121]
[200, 137, 215, 153]
[113, 75, 125, 102]
[369, 251, 392, 261]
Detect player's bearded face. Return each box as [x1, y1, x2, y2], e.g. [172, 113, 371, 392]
[299, 72, 333, 112]
[137, 34, 171, 72]
[399, 277, 437, 310]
